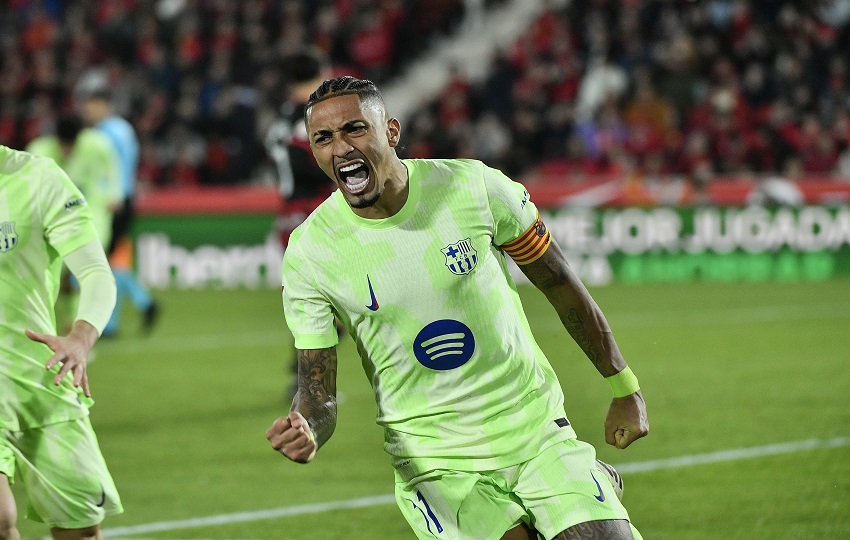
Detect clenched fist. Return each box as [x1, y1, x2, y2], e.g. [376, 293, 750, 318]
[266, 411, 318, 463]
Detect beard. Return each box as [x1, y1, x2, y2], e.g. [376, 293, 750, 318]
[349, 188, 382, 209]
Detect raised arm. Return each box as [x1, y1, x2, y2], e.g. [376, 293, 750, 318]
[266, 346, 338, 463]
[518, 237, 649, 449]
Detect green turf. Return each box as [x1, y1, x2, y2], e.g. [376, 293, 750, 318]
[12, 279, 850, 539]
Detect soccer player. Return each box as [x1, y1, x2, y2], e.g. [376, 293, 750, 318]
[26, 114, 122, 333]
[80, 89, 159, 336]
[266, 77, 649, 540]
[0, 145, 122, 539]
[26, 114, 121, 253]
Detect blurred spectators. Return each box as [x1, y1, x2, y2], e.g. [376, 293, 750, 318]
[3, 0, 848, 191]
[1, 0, 473, 187]
[401, 0, 850, 185]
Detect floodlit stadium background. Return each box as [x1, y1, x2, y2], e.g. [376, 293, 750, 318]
[6, 1, 850, 538]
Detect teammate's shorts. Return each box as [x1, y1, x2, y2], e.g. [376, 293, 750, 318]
[394, 438, 640, 540]
[0, 416, 123, 529]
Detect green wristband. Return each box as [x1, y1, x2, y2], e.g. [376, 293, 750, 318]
[606, 366, 640, 398]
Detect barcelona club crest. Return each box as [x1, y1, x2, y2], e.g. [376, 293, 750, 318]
[0, 222, 18, 253]
[442, 238, 478, 275]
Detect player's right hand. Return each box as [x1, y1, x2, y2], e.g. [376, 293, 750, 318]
[266, 411, 317, 463]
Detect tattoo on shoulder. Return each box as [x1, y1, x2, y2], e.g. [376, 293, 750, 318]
[553, 519, 634, 540]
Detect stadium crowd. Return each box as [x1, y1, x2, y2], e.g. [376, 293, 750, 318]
[1, 0, 482, 187]
[2, 0, 849, 190]
[402, 0, 850, 185]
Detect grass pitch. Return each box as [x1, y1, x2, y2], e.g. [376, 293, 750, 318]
[13, 279, 850, 539]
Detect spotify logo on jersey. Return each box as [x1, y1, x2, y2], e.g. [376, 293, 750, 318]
[413, 319, 475, 370]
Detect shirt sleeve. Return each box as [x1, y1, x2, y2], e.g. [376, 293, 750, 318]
[38, 160, 99, 257]
[281, 241, 339, 350]
[64, 238, 117, 335]
[484, 164, 551, 265]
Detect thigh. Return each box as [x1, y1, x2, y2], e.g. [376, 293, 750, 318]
[394, 470, 528, 540]
[552, 519, 634, 539]
[11, 417, 122, 529]
[513, 439, 634, 540]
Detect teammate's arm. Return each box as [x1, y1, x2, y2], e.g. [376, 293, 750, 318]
[266, 346, 338, 463]
[25, 237, 116, 397]
[517, 236, 649, 449]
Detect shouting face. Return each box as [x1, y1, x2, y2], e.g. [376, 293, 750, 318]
[306, 93, 401, 211]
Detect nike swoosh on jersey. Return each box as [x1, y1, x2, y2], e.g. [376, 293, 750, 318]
[590, 471, 606, 502]
[96, 488, 106, 507]
[365, 275, 379, 311]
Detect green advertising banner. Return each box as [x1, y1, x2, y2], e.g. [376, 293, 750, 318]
[134, 214, 279, 289]
[133, 205, 850, 289]
[541, 205, 850, 286]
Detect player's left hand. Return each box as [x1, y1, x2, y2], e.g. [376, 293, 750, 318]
[25, 321, 98, 398]
[604, 390, 649, 449]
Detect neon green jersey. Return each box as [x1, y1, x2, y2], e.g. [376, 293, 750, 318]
[26, 129, 120, 248]
[0, 146, 99, 431]
[282, 159, 576, 480]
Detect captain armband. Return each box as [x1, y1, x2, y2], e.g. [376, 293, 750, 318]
[501, 213, 551, 265]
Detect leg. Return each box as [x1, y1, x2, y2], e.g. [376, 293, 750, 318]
[552, 519, 633, 540]
[122, 270, 154, 312]
[395, 470, 527, 540]
[512, 440, 637, 540]
[500, 521, 537, 540]
[0, 474, 20, 540]
[13, 419, 122, 533]
[50, 525, 101, 540]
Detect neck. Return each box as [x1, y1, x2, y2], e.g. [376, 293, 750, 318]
[352, 157, 409, 220]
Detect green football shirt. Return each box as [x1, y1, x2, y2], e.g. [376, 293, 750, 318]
[26, 129, 120, 248]
[282, 159, 577, 480]
[0, 146, 99, 431]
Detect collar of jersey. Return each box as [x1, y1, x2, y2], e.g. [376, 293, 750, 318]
[335, 160, 419, 230]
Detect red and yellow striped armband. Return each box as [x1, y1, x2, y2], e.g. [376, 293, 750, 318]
[501, 213, 551, 265]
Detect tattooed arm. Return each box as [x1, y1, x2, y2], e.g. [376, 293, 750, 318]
[266, 346, 338, 463]
[291, 346, 338, 447]
[518, 239, 648, 449]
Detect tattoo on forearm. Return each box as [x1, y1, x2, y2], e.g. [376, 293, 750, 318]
[553, 520, 633, 540]
[565, 308, 603, 369]
[518, 245, 621, 375]
[295, 348, 337, 447]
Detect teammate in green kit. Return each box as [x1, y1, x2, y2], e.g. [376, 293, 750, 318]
[266, 77, 649, 540]
[26, 114, 121, 335]
[26, 114, 121, 251]
[0, 146, 122, 539]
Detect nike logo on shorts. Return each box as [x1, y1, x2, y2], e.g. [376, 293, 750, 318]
[590, 471, 606, 502]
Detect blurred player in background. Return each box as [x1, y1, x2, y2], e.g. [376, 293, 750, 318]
[267, 77, 649, 540]
[264, 48, 339, 400]
[80, 89, 159, 337]
[0, 145, 122, 539]
[26, 114, 122, 333]
[26, 114, 120, 254]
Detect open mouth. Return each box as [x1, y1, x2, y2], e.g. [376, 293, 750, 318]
[337, 160, 371, 195]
